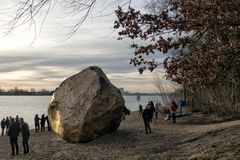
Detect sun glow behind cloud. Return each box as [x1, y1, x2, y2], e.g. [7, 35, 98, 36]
[107, 71, 161, 92]
[0, 70, 34, 80]
[0, 35, 34, 51]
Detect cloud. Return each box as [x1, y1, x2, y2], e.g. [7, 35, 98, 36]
[0, 0, 169, 92]
[0, 34, 167, 92]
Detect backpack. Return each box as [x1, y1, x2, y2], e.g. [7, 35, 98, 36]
[174, 104, 178, 111]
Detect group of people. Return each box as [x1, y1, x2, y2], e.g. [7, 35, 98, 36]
[1, 115, 30, 156]
[139, 99, 185, 134]
[34, 114, 51, 133]
[0, 113, 52, 156]
[1, 116, 10, 136]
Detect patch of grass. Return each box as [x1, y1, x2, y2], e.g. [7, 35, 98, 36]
[160, 107, 170, 114]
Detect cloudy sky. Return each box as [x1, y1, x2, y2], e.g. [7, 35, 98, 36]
[0, 0, 166, 93]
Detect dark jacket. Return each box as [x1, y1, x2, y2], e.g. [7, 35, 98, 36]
[8, 122, 20, 138]
[21, 122, 30, 137]
[34, 116, 40, 125]
[1, 120, 6, 128]
[41, 116, 46, 125]
[5, 119, 10, 127]
[142, 108, 152, 122]
[150, 101, 155, 112]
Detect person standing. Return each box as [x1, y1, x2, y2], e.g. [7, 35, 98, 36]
[34, 114, 40, 133]
[15, 115, 20, 128]
[178, 99, 185, 115]
[149, 101, 156, 124]
[20, 118, 30, 154]
[8, 118, 20, 156]
[40, 114, 46, 132]
[169, 101, 178, 123]
[45, 115, 51, 131]
[1, 118, 6, 136]
[9, 116, 12, 123]
[139, 104, 143, 116]
[5, 117, 10, 134]
[142, 104, 152, 134]
[155, 102, 160, 119]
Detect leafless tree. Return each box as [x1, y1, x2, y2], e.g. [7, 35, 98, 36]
[153, 74, 183, 107]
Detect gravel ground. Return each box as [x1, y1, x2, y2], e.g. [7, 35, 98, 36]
[0, 111, 240, 160]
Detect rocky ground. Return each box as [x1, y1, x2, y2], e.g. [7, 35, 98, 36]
[0, 111, 240, 160]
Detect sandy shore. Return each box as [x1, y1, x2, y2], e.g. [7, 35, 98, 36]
[0, 111, 240, 160]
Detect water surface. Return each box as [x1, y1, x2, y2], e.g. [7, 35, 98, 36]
[0, 95, 163, 128]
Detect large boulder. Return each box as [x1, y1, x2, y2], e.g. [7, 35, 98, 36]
[48, 66, 124, 143]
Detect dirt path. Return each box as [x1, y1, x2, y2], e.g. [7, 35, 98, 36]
[0, 112, 240, 160]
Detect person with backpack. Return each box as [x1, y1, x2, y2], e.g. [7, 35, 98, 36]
[169, 101, 178, 123]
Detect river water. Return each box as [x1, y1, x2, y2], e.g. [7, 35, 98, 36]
[0, 95, 163, 128]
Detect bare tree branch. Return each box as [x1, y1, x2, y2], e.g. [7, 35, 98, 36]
[3, 0, 132, 40]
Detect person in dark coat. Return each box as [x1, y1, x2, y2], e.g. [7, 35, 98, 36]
[5, 117, 10, 134]
[8, 118, 20, 156]
[142, 104, 152, 134]
[34, 114, 40, 133]
[1, 118, 6, 136]
[40, 114, 46, 132]
[45, 115, 51, 131]
[15, 115, 20, 128]
[20, 118, 30, 154]
[15, 115, 19, 122]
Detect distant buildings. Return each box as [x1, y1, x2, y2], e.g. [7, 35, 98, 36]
[117, 87, 158, 96]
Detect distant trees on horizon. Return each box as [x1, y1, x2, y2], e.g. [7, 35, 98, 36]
[0, 87, 54, 95]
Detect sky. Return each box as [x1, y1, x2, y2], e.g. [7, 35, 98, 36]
[0, 0, 166, 93]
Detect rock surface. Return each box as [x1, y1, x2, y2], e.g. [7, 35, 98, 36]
[48, 66, 124, 143]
